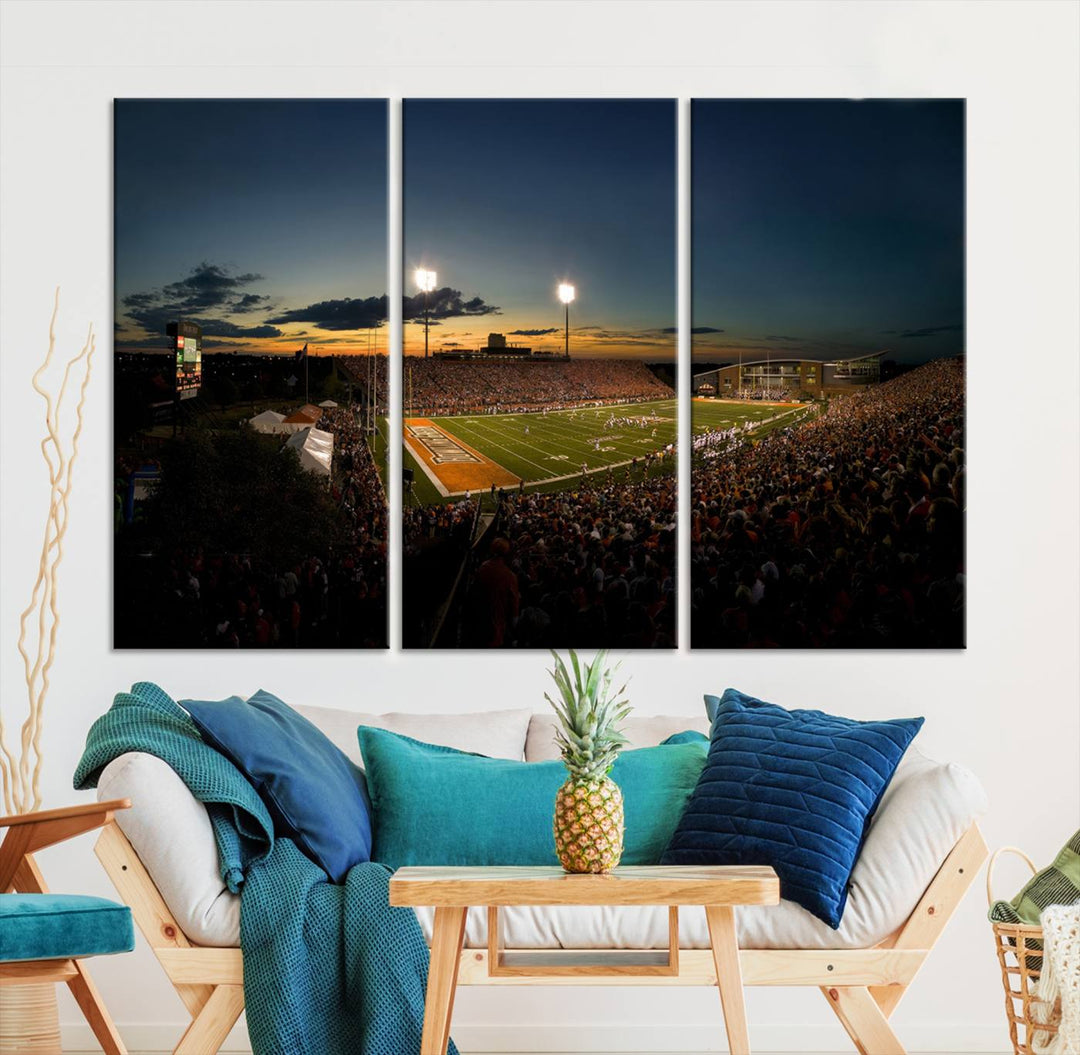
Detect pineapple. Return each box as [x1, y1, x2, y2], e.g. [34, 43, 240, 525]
[546, 649, 632, 874]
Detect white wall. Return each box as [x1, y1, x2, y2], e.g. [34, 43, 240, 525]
[1, 2, 1077, 1052]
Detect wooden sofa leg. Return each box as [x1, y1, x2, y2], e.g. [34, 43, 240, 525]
[822, 985, 905, 1055]
[174, 984, 244, 1055]
[67, 960, 127, 1054]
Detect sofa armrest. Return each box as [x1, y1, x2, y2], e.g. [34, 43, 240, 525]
[98, 753, 240, 947]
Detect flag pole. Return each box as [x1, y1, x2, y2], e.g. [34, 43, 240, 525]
[305, 345, 309, 405]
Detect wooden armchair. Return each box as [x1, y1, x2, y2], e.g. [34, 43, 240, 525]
[0, 799, 134, 1055]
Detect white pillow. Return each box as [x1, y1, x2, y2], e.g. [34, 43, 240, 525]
[296, 704, 533, 766]
[525, 712, 710, 762]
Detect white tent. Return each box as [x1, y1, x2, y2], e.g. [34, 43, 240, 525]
[285, 427, 333, 477]
[249, 409, 287, 434]
[318, 399, 339, 409]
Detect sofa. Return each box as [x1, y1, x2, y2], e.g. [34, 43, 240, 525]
[94, 703, 989, 1054]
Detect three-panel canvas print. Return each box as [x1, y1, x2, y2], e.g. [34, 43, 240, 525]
[113, 98, 965, 651]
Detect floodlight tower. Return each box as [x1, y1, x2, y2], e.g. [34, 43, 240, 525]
[415, 268, 437, 358]
[558, 282, 575, 359]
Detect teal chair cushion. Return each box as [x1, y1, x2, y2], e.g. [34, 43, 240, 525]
[0, 894, 135, 963]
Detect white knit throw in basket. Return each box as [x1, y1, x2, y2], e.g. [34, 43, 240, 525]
[1032, 902, 1080, 1055]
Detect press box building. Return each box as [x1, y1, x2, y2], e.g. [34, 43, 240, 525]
[691, 350, 885, 400]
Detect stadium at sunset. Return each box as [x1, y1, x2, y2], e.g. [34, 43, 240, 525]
[402, 99, 678, 649]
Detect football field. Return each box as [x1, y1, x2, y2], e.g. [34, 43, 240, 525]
[405, 399, 678, 503]
[691, 397, 809, 436]
[403, 397, 814, 504]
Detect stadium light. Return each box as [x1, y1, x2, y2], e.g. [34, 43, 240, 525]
[415, 269, 437, 358]
[557, 282, 575, 359]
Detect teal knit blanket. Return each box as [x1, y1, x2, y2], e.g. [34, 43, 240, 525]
[74, 681, 456, 1055]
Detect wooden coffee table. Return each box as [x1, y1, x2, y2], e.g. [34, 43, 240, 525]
[389, 864, 780, 1055]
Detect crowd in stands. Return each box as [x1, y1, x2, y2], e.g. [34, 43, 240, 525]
[116, 403, 388, 649]
[151, 548, 385, 650]
[740, 385, 800, 401]
[210, 406, 388, 648]
[404, 358, 672, 416]
[339, 354, 389, 415]
[691, 357, 965, 648]
[404, 473, 677, 649]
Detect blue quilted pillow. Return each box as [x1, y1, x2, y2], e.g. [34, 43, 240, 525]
[662, 688, 923, 928]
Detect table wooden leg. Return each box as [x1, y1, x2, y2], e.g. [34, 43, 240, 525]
[705, 905, 751, 1055]
[422, 906, 467, 1055]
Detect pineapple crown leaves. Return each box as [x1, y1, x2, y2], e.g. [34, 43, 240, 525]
[546, 649, 632, 781]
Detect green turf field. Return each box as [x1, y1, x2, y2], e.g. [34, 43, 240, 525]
[404, 399, 676, 506]
[443, 399, 675, 473]
[403, 398, 815, 506]
[691, 397, 808, 435]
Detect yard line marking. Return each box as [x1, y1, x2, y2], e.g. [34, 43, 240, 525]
[451, 417, 671, 474]
[444, 415, 635, 469]
[454, 403, 678, 459]
[438, 419, 557, 478]
[438, 454, 678, 496]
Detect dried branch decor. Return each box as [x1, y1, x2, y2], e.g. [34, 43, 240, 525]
[0, 290, 95, 814]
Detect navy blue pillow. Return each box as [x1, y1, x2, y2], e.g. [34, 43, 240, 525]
[182, 690, 371, 882]
[662, 689, 923, 928]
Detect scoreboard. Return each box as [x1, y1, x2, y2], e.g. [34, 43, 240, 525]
[167, 321, 202, 400]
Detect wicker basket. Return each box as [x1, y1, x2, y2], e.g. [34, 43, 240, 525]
[989, 846, 1062, 1055]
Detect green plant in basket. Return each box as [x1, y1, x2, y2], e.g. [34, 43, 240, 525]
[546, 649, 632, 874]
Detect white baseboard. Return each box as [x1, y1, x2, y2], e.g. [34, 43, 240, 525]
[61, 1020, 1012, 1053]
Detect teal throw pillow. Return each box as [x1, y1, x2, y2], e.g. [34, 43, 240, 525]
[357, 727, 707, 870]
[660, 730, 709, 747]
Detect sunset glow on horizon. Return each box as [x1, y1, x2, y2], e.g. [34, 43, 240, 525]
[403, 99, 676, 362]
[114, 99, 388, 361]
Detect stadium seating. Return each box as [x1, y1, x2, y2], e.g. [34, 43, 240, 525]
[402, 357, 672, 415]
[690, 357, 965, 648]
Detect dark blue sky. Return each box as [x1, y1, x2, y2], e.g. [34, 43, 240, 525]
[692, 99, 964, 364]
[115, 99, 387, 354]
[404, 99, 676, 357]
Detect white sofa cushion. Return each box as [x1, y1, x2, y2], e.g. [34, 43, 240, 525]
[525, 712, 711, 762]
[294, 705, 533, 766]
[96, 715, 987, 952]
[390, 747, 990, 952]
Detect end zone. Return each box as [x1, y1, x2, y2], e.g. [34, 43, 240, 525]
[404, 418, 519, 496]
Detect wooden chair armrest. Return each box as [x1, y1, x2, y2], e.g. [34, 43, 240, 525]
[1, 799, 131, 890]
[0, 798, 130, 829]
